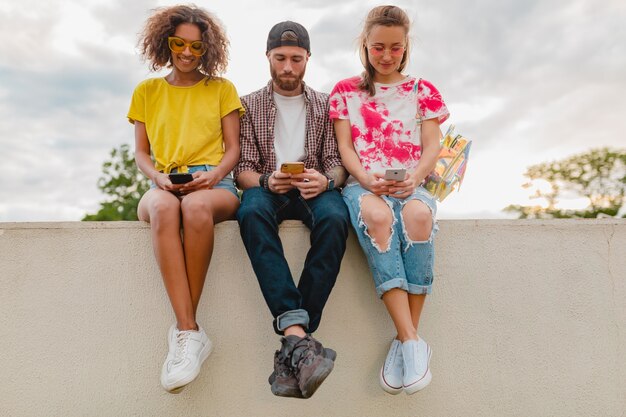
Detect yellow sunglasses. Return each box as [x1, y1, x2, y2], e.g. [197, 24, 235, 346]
[167, 36, 206, 56]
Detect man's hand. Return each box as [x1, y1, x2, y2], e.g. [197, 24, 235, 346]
[291, 168, 328, 200]
[268, 171, 295, 194]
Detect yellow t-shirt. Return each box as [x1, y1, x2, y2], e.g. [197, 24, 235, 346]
[127, 77, 244, 173]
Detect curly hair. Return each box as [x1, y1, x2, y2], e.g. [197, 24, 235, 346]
[358, 5, 411, 96]
[139, 4, 229, 78]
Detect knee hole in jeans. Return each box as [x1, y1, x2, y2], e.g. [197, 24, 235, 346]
[401, 201, 432, 242]
[359, 195, 395, 252]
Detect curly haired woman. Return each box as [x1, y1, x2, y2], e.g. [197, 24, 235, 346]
[127, 5, 243, 393]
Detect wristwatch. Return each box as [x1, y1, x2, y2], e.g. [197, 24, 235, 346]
[323, 173, 335, 191]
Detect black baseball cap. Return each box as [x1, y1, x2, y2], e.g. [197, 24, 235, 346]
[266, 21, 310, 53]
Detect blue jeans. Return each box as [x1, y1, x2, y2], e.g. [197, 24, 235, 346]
[236, 187, 350, 335]
[342, 184, 438, 298]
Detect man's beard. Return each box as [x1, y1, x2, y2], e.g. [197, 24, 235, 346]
[270, 66, 305, 92]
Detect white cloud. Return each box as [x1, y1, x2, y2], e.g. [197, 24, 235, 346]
[1, 0, 625, 222]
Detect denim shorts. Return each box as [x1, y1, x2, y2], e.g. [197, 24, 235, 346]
[342, 183, 438, 297]
[151, 164, 238, 198]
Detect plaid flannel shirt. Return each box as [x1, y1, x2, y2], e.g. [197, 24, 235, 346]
[234, 81, 342, 181]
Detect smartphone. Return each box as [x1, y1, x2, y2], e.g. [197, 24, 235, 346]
[169, 173, 194, 184]
[280, 162, 305, 174]
[384, 168, 406, 181]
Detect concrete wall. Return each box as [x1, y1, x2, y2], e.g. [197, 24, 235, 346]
[1, 220, 624, 417]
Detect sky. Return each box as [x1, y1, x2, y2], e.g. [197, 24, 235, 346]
[0, 0, 625, 222]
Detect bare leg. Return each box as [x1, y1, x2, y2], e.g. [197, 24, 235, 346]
[180, 189, 239, 317]
[408, 295, 426, 331]
[138, 189, 195, 330]
[284, 325, 307, 338]
[382, 289, 417, 342]
[360, 195, 416, 341]
[401, 200, 432, 335]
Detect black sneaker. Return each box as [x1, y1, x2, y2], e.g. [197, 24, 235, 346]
[269, 336, 303, 398]
[290, 335, 335, 398]
[268, 346, 336, 385]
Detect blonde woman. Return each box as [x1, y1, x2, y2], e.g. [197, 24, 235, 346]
[329, 5, 449, 395]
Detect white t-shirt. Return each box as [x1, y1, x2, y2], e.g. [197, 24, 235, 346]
[273, 92, 306, 169]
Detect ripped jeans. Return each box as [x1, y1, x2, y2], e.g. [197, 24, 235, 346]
[342, 183, 438, 298]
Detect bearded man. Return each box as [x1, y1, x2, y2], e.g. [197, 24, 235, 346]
[234, 21, 349, 399]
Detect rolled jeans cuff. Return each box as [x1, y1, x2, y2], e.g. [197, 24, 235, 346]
[274, 309, 310, 335]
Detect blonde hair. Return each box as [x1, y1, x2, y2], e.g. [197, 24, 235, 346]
[139, 4, 229, 78]
[357, 5, 411, 96]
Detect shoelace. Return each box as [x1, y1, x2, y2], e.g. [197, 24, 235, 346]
[290, 338, 318, 368]
[172, 331, 191, 363]
[384, 341, 400, 372]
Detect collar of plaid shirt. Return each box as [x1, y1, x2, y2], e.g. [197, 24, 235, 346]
[236, 79, 342, 179]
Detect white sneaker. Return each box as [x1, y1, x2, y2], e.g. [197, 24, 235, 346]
[379, 338, 403, 394]
[402, 338, 432, 395]
[160, 326, 213, 393]
[160, 324, 182, 393]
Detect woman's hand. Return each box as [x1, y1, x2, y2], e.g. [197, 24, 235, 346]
[361, 172, 395, 196]
[179, 170, 221, 194]
[388, 172, 423, 199]
[152, 172, 186, 194]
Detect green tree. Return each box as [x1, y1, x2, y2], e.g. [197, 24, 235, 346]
[504, 147, 626, 219]
[83, 144, 149, 221]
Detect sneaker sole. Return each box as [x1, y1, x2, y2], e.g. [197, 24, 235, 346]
[404, 345, 432, 395]
[162, 339, 214, 393]
[161, 325, 184, 393]
[300, 358, 334, 398]
[168, 385, 185, 394]
[379, 366, 403, 395]
[268, 348, 337, 386]
[404, 369, 432, 395]
[270, 382, 304, 398]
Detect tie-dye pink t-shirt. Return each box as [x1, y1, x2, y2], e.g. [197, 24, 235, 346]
[329, 76, 449, 179]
